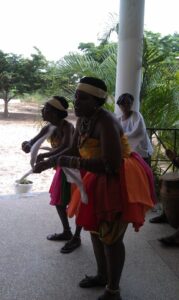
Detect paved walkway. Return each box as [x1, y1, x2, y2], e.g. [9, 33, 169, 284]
[0, 192, 178, 300]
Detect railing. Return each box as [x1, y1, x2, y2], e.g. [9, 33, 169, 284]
[147, 128, 179, 175]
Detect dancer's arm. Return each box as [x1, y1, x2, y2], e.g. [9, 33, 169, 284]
[36, 122, 74, 161]
[22, 124, 50, 153]
[33, 121, 80, 173]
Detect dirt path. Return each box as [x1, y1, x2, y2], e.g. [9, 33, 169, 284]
[0, 101, 76, 196]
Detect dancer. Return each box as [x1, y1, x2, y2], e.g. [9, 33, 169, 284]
[22, 96, 82, 253]
[33, 78, 155, 300]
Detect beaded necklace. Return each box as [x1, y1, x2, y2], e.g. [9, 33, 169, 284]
[78, 108, 102, 147]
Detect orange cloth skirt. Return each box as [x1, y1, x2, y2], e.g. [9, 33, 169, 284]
[67, 153, 155, 232]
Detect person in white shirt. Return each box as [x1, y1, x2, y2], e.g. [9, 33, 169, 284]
[117, 93, 153, 165]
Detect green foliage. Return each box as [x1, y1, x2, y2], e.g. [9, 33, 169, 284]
[0, 48, 47, 117]
[47, 43, 118, 102]
[78, 41, 117, 64]
[138, 32, 179, 175]
[141, 85, 179, 128]
[140, 32, 179, 129]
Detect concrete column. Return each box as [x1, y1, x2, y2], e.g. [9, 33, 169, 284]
[115, 0, 145, 115]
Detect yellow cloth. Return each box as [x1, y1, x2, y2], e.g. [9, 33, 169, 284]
[98, 219, 128, 245]
[79, 134, 131, 159]
[121, 135, 131, 158]
[79, 138, 101, 159]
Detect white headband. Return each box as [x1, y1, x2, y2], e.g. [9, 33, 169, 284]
[77, 83, 107, 99]
[47, 98, 66, 111]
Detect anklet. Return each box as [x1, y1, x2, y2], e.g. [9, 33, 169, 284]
[106, 285, 120, 294]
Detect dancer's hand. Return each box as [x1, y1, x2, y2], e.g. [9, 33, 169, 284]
[22, 141, 31, 153]
[36, 153, 45, 163]
[33, 160, 51, 173]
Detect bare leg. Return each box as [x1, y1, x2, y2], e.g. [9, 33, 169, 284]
[47, 205, 72, 241]
[104, 234, 125, 290]
[74, 225, 82, 238]
[91, 233, 108, 280]
[79, 233, 107, 287]
[97, 231, 126, 300]
[56, 205, 71, 232]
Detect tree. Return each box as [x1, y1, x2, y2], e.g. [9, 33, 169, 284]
[0, 48, 47, 117]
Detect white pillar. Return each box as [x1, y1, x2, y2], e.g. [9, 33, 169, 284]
[115, 0, 145, 115]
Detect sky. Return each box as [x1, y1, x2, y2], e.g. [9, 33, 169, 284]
[0, 0, 178, 61]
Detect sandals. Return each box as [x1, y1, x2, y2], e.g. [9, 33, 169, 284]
[79, 275, 107, 288]
[47, 231, 72, 241]
[60, 237, 81, 253]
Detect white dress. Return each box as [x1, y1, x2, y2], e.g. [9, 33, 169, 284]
[118, 111, 153, 158]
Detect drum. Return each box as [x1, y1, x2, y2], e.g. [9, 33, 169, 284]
[160, 172, 179, 228]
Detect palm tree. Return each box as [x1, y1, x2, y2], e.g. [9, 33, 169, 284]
[45, 27, 179, 129]
[49, 43, 118, 104]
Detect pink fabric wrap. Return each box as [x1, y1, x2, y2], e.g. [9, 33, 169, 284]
[49, 167, 62, 206]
